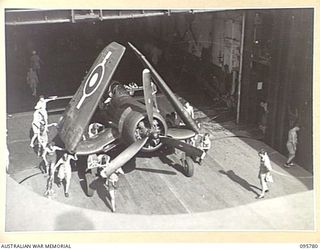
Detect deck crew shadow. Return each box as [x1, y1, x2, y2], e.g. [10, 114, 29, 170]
[90, 178, 113, 212]
[219, 170, 261, 196]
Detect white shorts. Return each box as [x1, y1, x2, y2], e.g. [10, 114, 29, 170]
[58, 164, 71, 180]
[32, 123, 40, 134]
[286, 142, 296, 155]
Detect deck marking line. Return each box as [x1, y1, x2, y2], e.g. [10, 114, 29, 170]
[8, 139, 30, 144]
[158, 173, 192, 214]
[270, 169, 313, 179]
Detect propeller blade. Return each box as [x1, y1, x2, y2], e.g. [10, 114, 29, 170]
[100, 137, 148, 177]
[142, 68, 154, 127]
[160, 136, 204, 159]
[128, 42, 200, 134]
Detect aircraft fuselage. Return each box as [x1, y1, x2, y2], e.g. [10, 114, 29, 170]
[104, 84, 167, 152]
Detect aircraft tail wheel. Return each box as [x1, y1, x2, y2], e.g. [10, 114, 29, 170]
[184, 156, 194, 177]
[85, 171, 96, 197]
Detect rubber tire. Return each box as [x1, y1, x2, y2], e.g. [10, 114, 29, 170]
[85, 171, 96, 197]
[184, 156, 194, 177]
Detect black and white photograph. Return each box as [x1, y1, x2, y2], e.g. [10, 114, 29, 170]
[4, 7, 315, 233]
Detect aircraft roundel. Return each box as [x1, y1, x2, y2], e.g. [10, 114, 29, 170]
[89, 72, 99, 87]
[85, 65, 103, 95]
[76, 51, 113, 109]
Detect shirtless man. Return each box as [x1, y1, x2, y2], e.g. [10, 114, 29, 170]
[54, 153, 78, 198]
[31, 95, 57, 148]
[257, 149, 273, 199]
[27, 68, 39, 97]
[184, 102, 195, 119]
[94, 154, 124, 212]
[30, 107, 45, 148]
[198, 133, 211, 165]
[42, 141, 62, 175]
[35, 95, 57, 112]
[42, 142, 63, 197]
[284, 124, 300, 168]
[37, 122, 57, 156]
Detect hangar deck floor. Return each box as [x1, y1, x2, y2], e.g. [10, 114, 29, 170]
[6, 106, 313, 223]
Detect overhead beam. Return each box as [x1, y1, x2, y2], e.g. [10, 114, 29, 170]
[5, 9, 221, 26]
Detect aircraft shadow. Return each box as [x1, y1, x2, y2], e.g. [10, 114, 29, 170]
[219, 170, 261, 196]
[158, 154, 185, 176]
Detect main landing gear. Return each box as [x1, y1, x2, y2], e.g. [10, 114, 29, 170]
[180, 150, 194, 177]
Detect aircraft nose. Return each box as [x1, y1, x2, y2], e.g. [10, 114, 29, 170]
[151, 132, 159, 139]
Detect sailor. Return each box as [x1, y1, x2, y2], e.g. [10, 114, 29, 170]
[42, 142, 63, 198]
[184, 102, 195, 119]
[26, 67, 39, 97]
[98, 154, 124, 212]
[30, 50, 41, 77]
[35, 95, 57, 112]
[198, 133, 211, 165]
[37, 123, 48, 157]
[33, 95, 57, 133]
[42, 141, 62, 175]
[88, 122, 104, 138]
[54, 153, 78, 198]
[30, 105, 46, 148]
[257, 149, 273, 199]
[284, 124, 300, 168]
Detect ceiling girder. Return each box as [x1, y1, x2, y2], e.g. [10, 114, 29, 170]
[5, 9, 216, 26]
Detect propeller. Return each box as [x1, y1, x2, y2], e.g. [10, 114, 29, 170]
[100, 137, 148, 178]
[141, 67, 204, 159]
[101, 67, 204, 178]
[142, 68, 154, 128]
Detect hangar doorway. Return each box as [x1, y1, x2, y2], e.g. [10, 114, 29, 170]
[5, 9, 313, 171]
[5, 9, 244, 126]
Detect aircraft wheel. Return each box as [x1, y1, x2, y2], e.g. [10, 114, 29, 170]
[85, 171, 96, 197]
[184, 156, 194, 177]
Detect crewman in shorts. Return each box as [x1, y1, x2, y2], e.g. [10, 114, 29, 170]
[184, 102, 195, 119]
[54, 153, 78, 198]
[99, 154, 124, 212]
[42, 142, 62, 197]
[34, 95, 57, 123]
[37, 123, 48, 156]
[42, 141, 62, 175]
[30, 108, 45, 148]
[257, 149, 273, 199]
[198, 133, 211, 165]
[31, 95, 57, 148]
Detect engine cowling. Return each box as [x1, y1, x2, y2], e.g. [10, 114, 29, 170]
[105, 83, 167, 152]
[121, 110, 167, 152]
